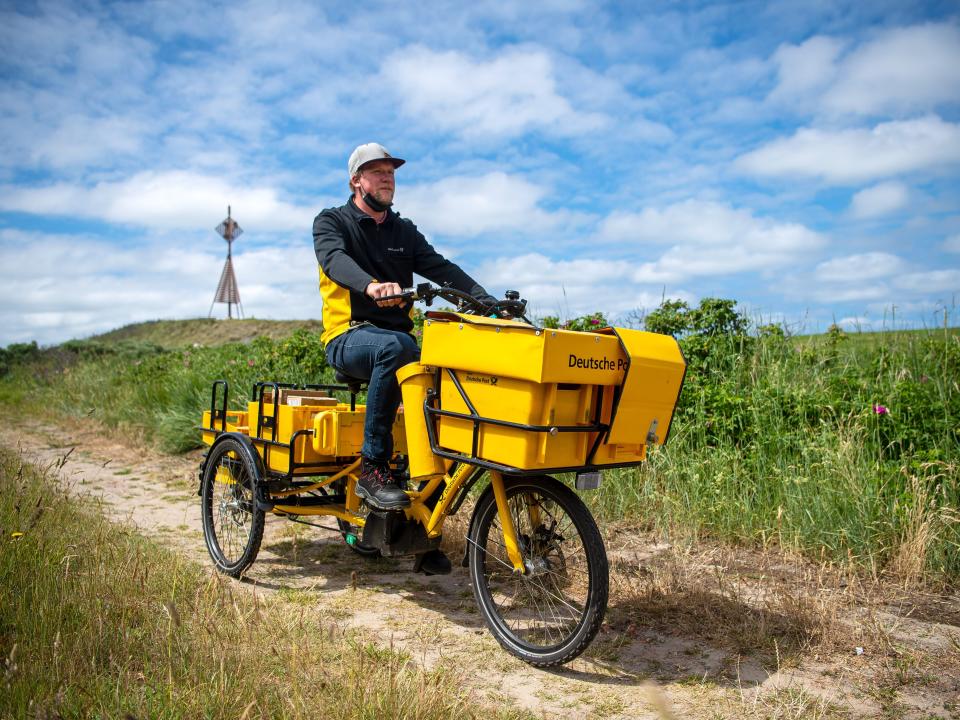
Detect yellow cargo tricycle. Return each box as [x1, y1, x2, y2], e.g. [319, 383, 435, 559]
[198, 283, 686, 666]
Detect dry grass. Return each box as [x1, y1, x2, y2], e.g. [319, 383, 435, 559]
[883, 465, 960, 590]
[605, 541, 859, 667]
[0, 447, 534, 720]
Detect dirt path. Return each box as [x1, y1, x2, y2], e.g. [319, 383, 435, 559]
[2, 416, 959, 719]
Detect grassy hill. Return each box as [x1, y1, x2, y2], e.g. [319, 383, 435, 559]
[92, 317, 324, 349]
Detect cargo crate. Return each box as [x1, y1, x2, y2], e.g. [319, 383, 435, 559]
[401, 315, 685, 475]
[249, 401, 407, 473]
[201, 409, 248, 445]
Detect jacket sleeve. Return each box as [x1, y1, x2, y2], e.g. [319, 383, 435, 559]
[313, 211, 376, 293]
[408, 222, 494, 301]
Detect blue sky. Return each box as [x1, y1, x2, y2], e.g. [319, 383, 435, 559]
[1, 0, 959, 346]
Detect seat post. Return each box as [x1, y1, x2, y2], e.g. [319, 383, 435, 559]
[334, 371, 365, 411]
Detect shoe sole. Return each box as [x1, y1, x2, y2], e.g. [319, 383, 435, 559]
[419, 564, 452, 576]
[355, 484, 410, 511]
[416, 551, 452, 575]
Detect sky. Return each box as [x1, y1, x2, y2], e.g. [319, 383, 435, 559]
[1, 0, 959, 346]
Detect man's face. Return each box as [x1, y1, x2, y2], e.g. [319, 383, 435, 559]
[356, 160, 396, 206]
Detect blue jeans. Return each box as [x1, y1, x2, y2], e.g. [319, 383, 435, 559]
[325, 325, 420, 463]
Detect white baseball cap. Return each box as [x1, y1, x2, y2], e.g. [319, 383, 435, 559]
[348, 143, 406, 177]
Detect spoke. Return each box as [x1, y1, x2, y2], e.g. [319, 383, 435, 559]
[466, 534, 516, 573]
[211, 454, 255, 563]
[522, 578, 554, 645]
[526, 574, 584, 618]
[526, 577, 562, 644]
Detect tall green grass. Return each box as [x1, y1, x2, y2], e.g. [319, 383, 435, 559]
[591, 325, 960, 580]
[0, 330, 334, 453]
[0, 448, 531, 719]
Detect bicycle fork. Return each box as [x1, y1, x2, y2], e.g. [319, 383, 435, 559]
[489, 471, 527, 574]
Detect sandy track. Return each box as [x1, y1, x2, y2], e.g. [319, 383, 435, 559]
[3, 416, 958, 719]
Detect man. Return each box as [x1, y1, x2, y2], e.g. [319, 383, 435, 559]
[313, 143, 495, 572]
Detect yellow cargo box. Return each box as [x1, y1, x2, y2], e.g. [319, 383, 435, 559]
[420, 313, 627, 385]
[201, 409, 249, 445]
[437, 372, 600, 470]
[310, 408, 407, 459]
[404, 314, 685, 474]
[247, 401, 407, 474]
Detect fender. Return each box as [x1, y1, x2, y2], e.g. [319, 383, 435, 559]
[461, 481, 495, 568]
[197, 432, 270, 509]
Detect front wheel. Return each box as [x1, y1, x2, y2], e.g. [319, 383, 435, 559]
[200, 436, 265, 577]
[467, 476, 608, 667]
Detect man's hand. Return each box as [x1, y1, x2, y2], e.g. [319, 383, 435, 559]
[365, 281, 406, 308]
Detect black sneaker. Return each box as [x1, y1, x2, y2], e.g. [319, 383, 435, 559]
[355, 459, 410, 511]
[414, 548, 452, 575]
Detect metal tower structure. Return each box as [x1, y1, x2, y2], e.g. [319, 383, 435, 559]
[209, 206, 244, 319]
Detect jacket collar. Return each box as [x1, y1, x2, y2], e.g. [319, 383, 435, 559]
[346, 196, 395, 225]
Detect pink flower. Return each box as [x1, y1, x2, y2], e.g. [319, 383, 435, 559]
[247, 359, 255, 367]
[590, 318, 600, 325]
[873, 404, 889, 415]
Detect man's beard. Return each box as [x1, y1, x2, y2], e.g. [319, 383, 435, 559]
[363, 189, 393, 212]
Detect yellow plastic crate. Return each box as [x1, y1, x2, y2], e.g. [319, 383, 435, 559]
[437, 372, 596, 469]
[311, 408, 365, 458]
[201, 409, 248, 445]
[421, 314, 626, 384]
[248, 402, 408, 473]
[409, 315, 685, 473]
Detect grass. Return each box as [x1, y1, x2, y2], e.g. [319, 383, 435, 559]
[0, 447, 533, 720]
[587, 324, 960, 582]
[1, 317, 958, 582]
[91, 317, 325, 349]
[604, 543, 857, 670]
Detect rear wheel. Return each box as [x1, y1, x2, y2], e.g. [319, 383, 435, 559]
[200, 437, 265, 577]
[467, 476, 608, 667]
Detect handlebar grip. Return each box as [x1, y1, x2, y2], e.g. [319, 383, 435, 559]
[375, 290, 416, 302]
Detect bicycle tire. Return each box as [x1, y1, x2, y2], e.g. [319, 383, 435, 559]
[200, 436, 265, 577]
[467, 475, 608, 667]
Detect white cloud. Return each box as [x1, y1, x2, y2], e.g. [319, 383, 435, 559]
[0, 231, 321, 346]
[598, 200, 824, 283]
[769, 36, 845, 105]
[893, 269, 960, 293]
[0, 172, 318, 232]
[942, 235, 960, 254]
[29, 115, 150, 170]
[399, 172, 569, 238]
[814, 252, 903, 283]
[768, 23, 960, 117]
[823, 23, 960, 116]
[813, 283, 892, 304]
[736, 116, 960, 184]
[381, 45, 606, 139]
[835, 316, 870, 331]
[474, 252, 672, 319]
[848, 182, 909, 218]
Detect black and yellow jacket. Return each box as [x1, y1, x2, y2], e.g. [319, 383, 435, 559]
[313, 198, 490, 345]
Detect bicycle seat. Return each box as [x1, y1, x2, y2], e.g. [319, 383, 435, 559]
[333, 370, 366, 395]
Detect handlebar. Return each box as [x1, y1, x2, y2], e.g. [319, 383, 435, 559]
[378, 283, 531, 323]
